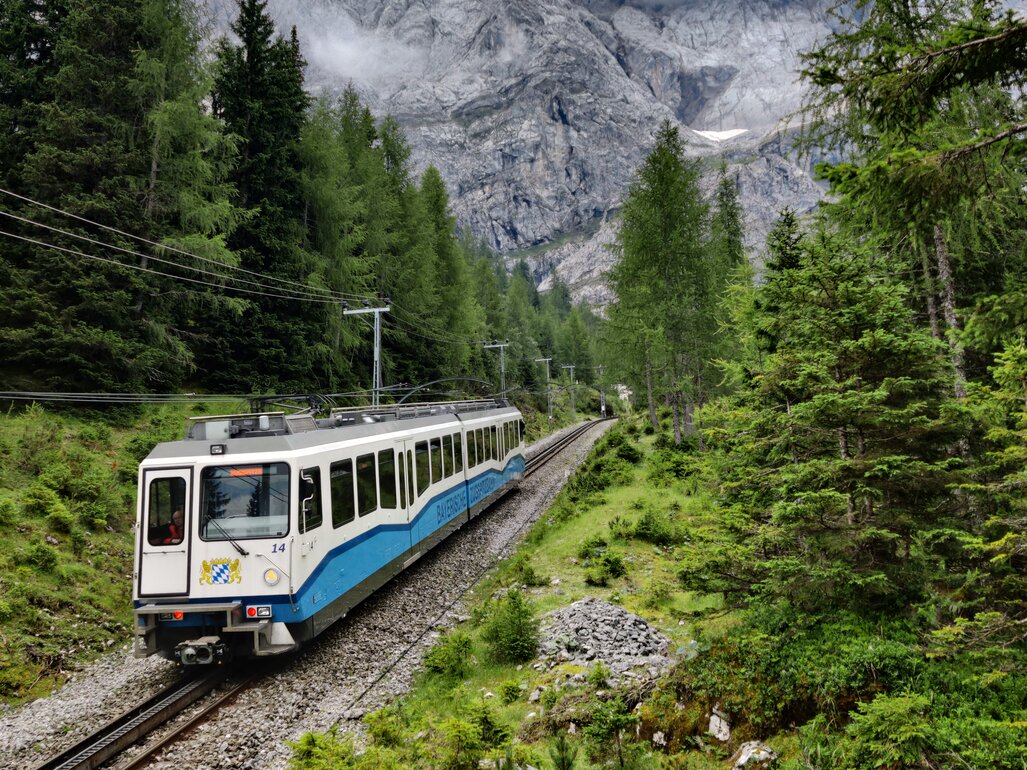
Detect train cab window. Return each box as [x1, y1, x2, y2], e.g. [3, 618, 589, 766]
[147, 477, 186, 546]
[505, 423, 511, 454]
[378, 450, 397, 509]
[200, 463, 290, 541]
[453, 433, 463, 473]
[398, 455, 406, 509]
[330, 460, 355, 528]
[519, 419, 525, 442]
[468, 432, 477, 467]
[442, 434, 453, 478]
[415, 441, 430, 495]
[299, 468, 322, 533]
[356, 453, 377, 516]
[430, 438, 442, 483]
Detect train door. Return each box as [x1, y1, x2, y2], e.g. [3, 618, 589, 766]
[398, 438, 415, 555]
[138, 467, 191, 598]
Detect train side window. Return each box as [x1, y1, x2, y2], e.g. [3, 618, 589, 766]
[520, 419, 525, 442]
[487, 427, 495, 461]
[398, 454, 406, 509]
[500, 424, 506, 457]
[430, 438, 442, 483]
[476, 429, 485, 463]
[329, 460, 355, 528]
[505, 423, 511, 454]
[467, 431, 476, 466]
[407, 450, 415, 502]
[147, 477, 186, 546]
[442, 434, 453, 478]
[356, 453, 377, 516]
[299, 468, 322, 533]
[453, 433, 463, 473]
[378, 450, 397, 509]
[415, 441, 430, 495]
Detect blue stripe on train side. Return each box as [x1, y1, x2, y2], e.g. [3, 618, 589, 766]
[140, 454, 526, 624]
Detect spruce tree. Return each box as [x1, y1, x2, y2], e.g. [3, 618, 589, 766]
[208, 0, 320, 392]
[684, 230, 967, 614]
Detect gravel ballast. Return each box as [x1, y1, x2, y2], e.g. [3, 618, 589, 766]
[0, 421, 610, 770]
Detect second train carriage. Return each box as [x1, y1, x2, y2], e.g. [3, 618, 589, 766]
[132, 399, 525, 664]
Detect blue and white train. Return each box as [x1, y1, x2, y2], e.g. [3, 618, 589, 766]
[132, 399, 525, 664]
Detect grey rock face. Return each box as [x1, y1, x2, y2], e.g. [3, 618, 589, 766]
[260, 0, 832, 303]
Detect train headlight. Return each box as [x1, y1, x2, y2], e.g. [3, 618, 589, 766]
[263, 568, 280, 586]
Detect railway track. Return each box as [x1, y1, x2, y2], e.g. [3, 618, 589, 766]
[29, 419, 609, 770]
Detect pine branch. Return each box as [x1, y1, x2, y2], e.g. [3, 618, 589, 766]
[938, 122, 1027, 161]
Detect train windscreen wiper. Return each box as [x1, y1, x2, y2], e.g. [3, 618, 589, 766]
[202, 514, 250, 556]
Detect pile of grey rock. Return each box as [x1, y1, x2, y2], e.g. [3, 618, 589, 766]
[537, 598, 671, 683]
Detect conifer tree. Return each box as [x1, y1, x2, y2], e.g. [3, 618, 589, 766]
[685, 230, 966, 613]
[0, 0, 190, 391]
[610, 120, 725, 443]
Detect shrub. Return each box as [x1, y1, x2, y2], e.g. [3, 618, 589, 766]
[481, 590, 539, 664]
[577, 534, 607, 561]
[641, 578, 675, 609]
[78, 423, 112, 448]
[364, 707, 406, 748]
[0, 498, 15, 526]
[583, 696, 639, 768]
[633, 508, 680, 546]
[434, 717, 483, 770]
[499, 680, 521, 704]
[614, 441, 642, 464]
[540, 687, 559, 710]
[587, 661, 612, 688]
[549, 732, 580, 770]
[608, 515, 632, 540]
[467, 700, 510, 748]
[25, 541, 59, 572]
[646, 447, 694, 486]
[0, 600, 13, 621]
[424, 631, 474, 678]
[22, 484, 65, 518]
[46, 507, 76, 534]
[584, 550, 628, 587]
[844, 693, 936, 769]
[510, 554, 549, 587]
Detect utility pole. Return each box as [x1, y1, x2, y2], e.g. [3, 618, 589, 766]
[343, 300, 390, 408]
[534, 357, 552, 420]
[596, 364, 606, 417]
[561, 363, 576, 421]
[483, 340, 510, 395]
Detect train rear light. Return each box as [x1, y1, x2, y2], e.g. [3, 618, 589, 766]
[247, 606, 257, 618]
[246, 605, 271, 619]
[173, 611, 184, 620]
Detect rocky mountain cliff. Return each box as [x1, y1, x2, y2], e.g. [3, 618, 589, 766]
[256, 0, 834, 304]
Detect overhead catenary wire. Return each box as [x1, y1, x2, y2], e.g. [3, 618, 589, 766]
[0, 229, 350, 304]
[0, 209, 358, 303]
[0, 186, 376, 302]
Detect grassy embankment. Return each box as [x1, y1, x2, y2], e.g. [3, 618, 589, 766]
[288, 416, 752, 770]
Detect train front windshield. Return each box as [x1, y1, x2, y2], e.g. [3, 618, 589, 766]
[199, 463, 290, 540]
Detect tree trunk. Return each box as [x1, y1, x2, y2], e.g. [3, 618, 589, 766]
[919, 237, 941, 341]
[785, 398, 799, 465]
[934, 224, 967, 399]
[671, 393, 682, 445]
[645, 355, 658, 432]
[683, 399, 695, 437]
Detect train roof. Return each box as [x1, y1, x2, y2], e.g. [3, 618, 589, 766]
[142, 399, 521, 464]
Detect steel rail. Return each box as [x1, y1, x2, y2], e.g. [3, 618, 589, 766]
[29, 668, 230, 770]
